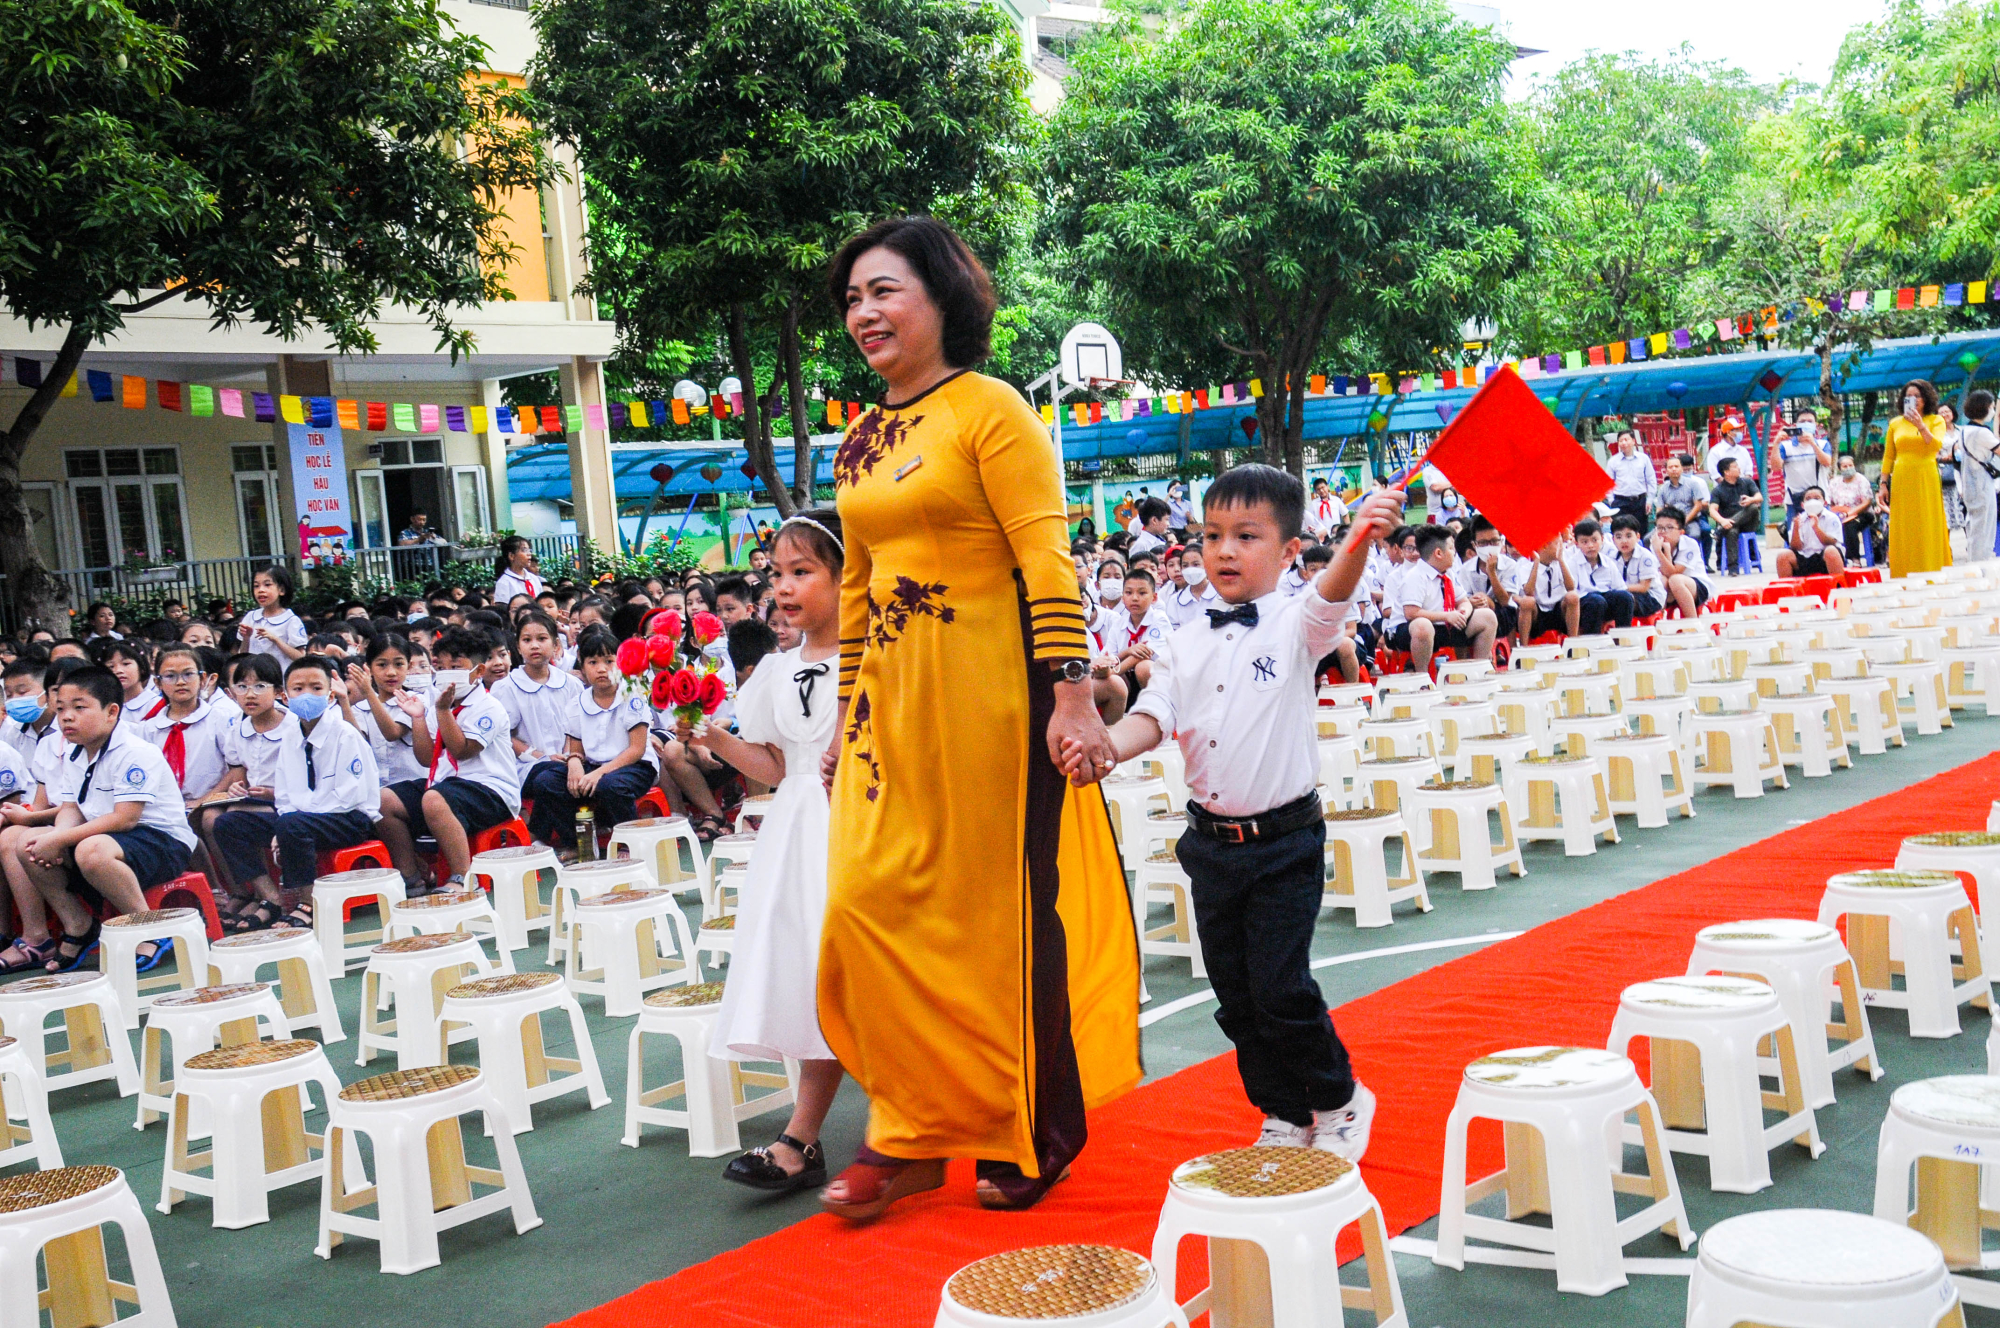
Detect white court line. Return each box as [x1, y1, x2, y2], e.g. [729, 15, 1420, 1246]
[1387, 1234, 1695, 1277]
[1137, 931, 1524, 1027]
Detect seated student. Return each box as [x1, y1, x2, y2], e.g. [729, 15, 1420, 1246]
[212, 656, 381, 931]
[487, 613, 580, 794]
[1390, 525, 1497, 670]
[523, 627, 655, 860]
[3, 656, 57, 772]
[1562, 519, 1635, 633]
[91, 639, 158, 729]
[470, 622, 514, 691]
[1521, 535, 1580, 640]
[345, 633, 427, 795]
[1106, 568, 1172, 706]
[1607, 514, 1667, 621]
[11, 665, 196, 972]
[200, 654, 295, 925]
[1277, 545, 1323, 599]
[1296, 544, 1363, 682]
[1455, 521, 1524, 642]
[237, 564, 310, 662]
[1775, 486, 1847, 580]
[193, 646, 238, 719]
[1650, 506, 1711, 617]
[651, 619, 778, 839]
[142, 645, 234, 808]
[377, 626, 520, 891]
[0, 657, 91, 970]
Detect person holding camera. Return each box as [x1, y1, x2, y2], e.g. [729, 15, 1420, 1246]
[1880, 378, 1952, 577]
[1776, 411, 1833, 525]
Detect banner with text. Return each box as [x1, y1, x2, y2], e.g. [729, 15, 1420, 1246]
[287, 422, 353, 569]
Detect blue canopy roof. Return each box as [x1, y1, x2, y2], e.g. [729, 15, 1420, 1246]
[509, 331, 2000, 504]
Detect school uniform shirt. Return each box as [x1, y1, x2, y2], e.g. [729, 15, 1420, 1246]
[1306, 492, 1347, 539]
[1527, 558, 1572, 610]
[1160, 581, 1218, 629]
[1128, 530, 1166, 559]
[493, 567, 545, 606]
[564, 689, 654, 765]
[357, 700, 425, 786]
[117, 685, 162, 734]
[30, 727, 67, 801]
[1612, 544, 1667, 603]
[224, 711, 300, 791]
[1789, 508, 1845, 553]
[1130, 583, 1355, 818]
[1777, 435, 1827, 496]
[1607, 450, 1657, 498]
[1378, 562, 1426, 627]
[1398, 564, 1462, 617]
[52, 728, 197, 850]
[0, 741, 27, 803]
[492, 666, 584, 771]
[140, 698, 234, 801]
[423, 686, 521, 811]
[1562, 547, 1623, 595]
[1656, 534, 1712, 593]
[1654, 475, 1709, 516]
[3, 713, 52, 772]
[273, 712, 382, 819]
[1707, 440, 1752, 480]
[1453, 551, 1527, 602]
[1102, 605, 1171, 652]
[239, 607, 309, 661]
[1277, 566, 1312, 599]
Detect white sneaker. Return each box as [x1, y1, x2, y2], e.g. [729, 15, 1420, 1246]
[1255, 1117, 1311, 1148]
[1312, 1082, 1376, 1161]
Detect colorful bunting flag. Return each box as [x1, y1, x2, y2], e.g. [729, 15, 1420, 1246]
[1874, 289, 1892, 311]
[1896, 287, 1917, 310]
[628, 402, 648, 428]
[419, 404, 440, 433]
[335, 399, 360, 431]
[157, 382, 182, 412]
[1649, 333, 1669, 356]
[86, 370, 112, 403]
[1947, 284, 1967, 307]
[670, 399, 690, 426]
[1974, 282, 1990, 304]
[253, 393, 275, 423]
[1194, 389, 1209, 410]
[565, 405, 584, 433]
[606, 402, 628, 429]
[307, 397, 334, 429]
[847, 402, 861, 424]
[1921, 285, 1940, 308]
[219, 389, 244, 419]
[280, 395, 303, 424]
[14, 359, 42, 389]
[584, 404, 604, 431]
[1310, 374, 1327, 395]
[365, 402, 387, 431]
[189, 385, 213, 417]
[122, 376, 146, 409]
[446, 405, 467, 432]
[392, 403, 416, 431]
[469, 406, 488, 433]
[1672, 329, 1691, 350]
[1608, 342, 1626, 365]
[1587, 346, 1607, 366]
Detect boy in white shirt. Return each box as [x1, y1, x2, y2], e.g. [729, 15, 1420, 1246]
[378, 626, 522, 891]
[1453, 521, 1524, 642]
[0, 658, 91, 972]
[1521, 536, 1580, 640]
[1774, 485, 1848, 580]
[1607, 515, 1667, 620]
[1650, 506, 1711, 617]
[2, 656, 55, 770]
[1563, 519, 1636, 634]
[1077, 466, 1402, 1160]
[212, 656, 381, 929]
[11, 665, 196, 972]
[1389, 525, 1498, 670]
[523, 626, 656, 860]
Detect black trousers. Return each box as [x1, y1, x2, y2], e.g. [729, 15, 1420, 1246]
[214, 807, 376, 893]
[1610, 494, 1648, 526]
[1577, 588, 1635, 634]
[1177, 816, 1353, 1126]
[522, 759, 657, 847]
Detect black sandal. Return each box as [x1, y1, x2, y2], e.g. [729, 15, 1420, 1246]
[724, 1134, 827, 1193]
[693, 813, 727, 844]
[228, 900, 284, 933]
[0, 936, 57, 974]
[47, 923, 101, 973]
[280, 901, 314, 931]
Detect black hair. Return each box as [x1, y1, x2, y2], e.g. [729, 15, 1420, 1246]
[306, 633, 350, 655]
[1202, 464, 1306, 541]
[347, 618, 379, 643]
[285, 654, 337, 683]
[229, 652, 283, 690]
[253, 563, 295, 606]
[713, 573, 755, 607]
[1572, 518, 1602, 538]
[3, 656, 43, 684]
[1454, 527, 1477, 558]
[1902, 378, 1941, 414]
[434, 626, 500, 665]
[366, 632, 413, 665]
[1128, 551, 1158, 569]
[1970, 389, 1995, 421]
[42, 655, 90, 691]
[154, 644, 205, 677]
[1802, 485, 1825, 500]
[576, 624, 620, 661]
[176, 621, 216, 645]
[59, 662, 125, 713]
[772, 509, 845, 572]
[1675, 452, 1696, 468]
[407, 617, 443, 636]
[1655, 506, 1688, 528]
[512, 611, 561, 647]
[1301, 544, 1334, 568]
[727, 618, 779, 676]
[1136, 497, 1170, 524]
[1123, 568, 1156, 588]
[826, 216, 997, 369]
[1070, 538, 1094, 557]
[195, 645, 229, 680]
[608, 602, 650, 642]
[83, 601, 112, 624]
[464, 609, 506, 632]
[682, 576, 718, 613]
[1717, 457, 1741, 477]
[1609, 513, 1644, 535]
[1413, 526, 1453, 558]
[90, 638, 151, 684]
[494, 534, 532, 578]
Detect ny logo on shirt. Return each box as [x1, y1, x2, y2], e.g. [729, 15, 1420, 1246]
[1252, 655, 1277, 683]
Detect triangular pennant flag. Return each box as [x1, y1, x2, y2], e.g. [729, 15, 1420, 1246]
[189, 384, 213, 417]
[220, 388, 244, 418]
[392, 403, 417, 431]
[1424, 366, 1613, 555]
[366, 402, 387, 431]
[157, 381, 182, 412]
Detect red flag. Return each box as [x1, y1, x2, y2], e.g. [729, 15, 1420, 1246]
[157, 381, 182, 412]
[540, 405, 560, 434]
[847, 401, 861, 424]
[365, 401, 387, 430]
[1423, 366, 1612, 556]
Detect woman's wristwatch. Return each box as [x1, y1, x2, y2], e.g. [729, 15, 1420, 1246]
[1052, 659, 1090, 684]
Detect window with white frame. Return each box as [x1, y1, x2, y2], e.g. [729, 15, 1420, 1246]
[64, 446, 190, 569]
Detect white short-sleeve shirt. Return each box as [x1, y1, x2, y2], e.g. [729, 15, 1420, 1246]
[0, 741, 28, 803]
[238, 608, 309, 661]
[493, 667, 584, 770]
[140, 698, 235, 801]
[223, 711, 300, 792]
[424, 686, 521, 811]
[273, 713, 382, 819]
[53, 729, 197, 849]
[564, 690, 654, 765]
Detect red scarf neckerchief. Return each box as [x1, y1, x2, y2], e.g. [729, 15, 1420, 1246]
[427, 700, 465, 783]
[157, 700, 192, 786]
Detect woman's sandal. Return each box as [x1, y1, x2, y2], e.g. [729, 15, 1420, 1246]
[228, 900, 283, 934]
[723, 1134, 828, 1193]
[0, 936, 57, 974]
[47, 924, 101, 973]
[818, 1148, 947, 1223]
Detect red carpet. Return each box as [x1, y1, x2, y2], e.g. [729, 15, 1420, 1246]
[560, 754, 2000, 1328]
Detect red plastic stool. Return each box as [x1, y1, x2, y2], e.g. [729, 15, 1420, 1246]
[1709, 591, 1755, 614]
[321, 841, 392, 922]
[145, 872, 225, 942]
[1801, 574, 1837, 602]
[635, 788, 671, 819]
[1844, 567, 1884, 586]
[1758, 578, 1805, 605]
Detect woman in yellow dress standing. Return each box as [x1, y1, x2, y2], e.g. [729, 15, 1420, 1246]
[815, 218, 1142, 1221]
[1881, 378, 1954, 577]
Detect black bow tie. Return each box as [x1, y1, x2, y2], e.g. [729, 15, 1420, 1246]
[1206, 603, 1259, 630]
[794, 663, 829, 717]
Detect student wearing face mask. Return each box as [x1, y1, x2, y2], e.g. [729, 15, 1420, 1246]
[1160, 544, 1217, 628]
[1826, 455, 1877, 566]
[1774, 486, 1846, 580]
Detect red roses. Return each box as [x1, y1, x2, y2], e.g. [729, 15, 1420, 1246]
[667, 668, 703, 707]
[691, 612, 723, 646]
[615, 637, 649, 677]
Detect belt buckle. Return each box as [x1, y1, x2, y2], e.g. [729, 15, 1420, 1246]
[1216, 819, 1248, 845]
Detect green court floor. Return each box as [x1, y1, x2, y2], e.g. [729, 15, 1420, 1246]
[7, 714, 2000, 1328]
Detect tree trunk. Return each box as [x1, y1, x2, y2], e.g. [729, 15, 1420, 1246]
[1282, 363, 1307, 481]
[779, 293, 813, 511]
[725, 302, 797, 521]
[0, 322, 92, 633]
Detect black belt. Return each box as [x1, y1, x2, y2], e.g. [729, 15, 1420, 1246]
[1184, 791, 1322, 845]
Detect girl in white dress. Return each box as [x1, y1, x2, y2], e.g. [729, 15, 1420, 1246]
[689, 509, 845, 1193]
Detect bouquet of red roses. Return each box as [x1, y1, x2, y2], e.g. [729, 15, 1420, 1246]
[617, 607, 731, 732]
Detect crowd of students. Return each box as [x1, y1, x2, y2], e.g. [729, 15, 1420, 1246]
[0, 542, 803, 976]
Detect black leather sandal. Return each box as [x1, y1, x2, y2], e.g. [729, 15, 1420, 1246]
[723, 1134, 827, 1193]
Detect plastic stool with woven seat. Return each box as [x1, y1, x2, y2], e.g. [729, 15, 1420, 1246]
[1150, 1147, 1404, 1328]
[98, 908, 209, 1029]
[1758, 692, 1851, 778]
[1687, 709, 1789, 798]
[1686, 1208, 1964, 1328]
[311, 867, 406, 975]
[437, 972, 607, 1134]
[1447, 730, 1538, 785]
[1321, 807, 1431, 927]
[1505, 754, 1619, 857]
[358, 933, 495, 1070]
[1434, 1046, 1692, 1296]
[386, 888, 512, 973]
[1898, 832, 2000, 918]
[1133, 849, 1205, 981]
[136, 981, 291, 1131]
[1549, 711, 1627, 759]
[0, 973, 137, 1099]
[603, 815, 708, 902]
[1873, 1074, 2000, 1309]
[1687, 919, 1881, 1108]
[1408, 779, 1522, 891]
[0, 1166, 175, 1328]
[564, 886, 698, 1017]
[158, 1038, 346, 1229]
[695, 863, 748, 978]
[1428, 697, 1500, 767]
[1316, 733, 1361, 811]
[731, 793, 774, 833]
[1596, 732, 1693, 827]
[1819, 869, 1990, 1039]
[622, 982, 798, 1157]
[316, 1064, 540, 1275]
[1688, 677, 1761, 713]
[1606, 976, 1821, 1194]
[467, 844, 557, 954]
[1494, 683, 1560, 754]
[704, 831, 758, 891]
[1355, 754, 1443, 824]
[938, 1244, 1190, 1328]
[0, 1036, 61, 1171]
[545, 857, 653, 968]
[205, 925, 343, 1044]
[1100, 772, 1172, 873]
[1356, 715, 1434, 761]
[1316, 702, 1370, 738]
[1877, 658, 1954, 735]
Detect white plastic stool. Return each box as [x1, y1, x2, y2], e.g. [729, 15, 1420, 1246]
[1687, 709, 1789, 798]
[1554, 670, 1621, 719]
[1506, 754, 1618, 856]
[1435, 1046, 1692, 1296]
[1317, 681, 1377, 709]
[1429, 698, 1500, 764]
[604, 815, 708, 902]
[1943, 644, 2000, 715]
[1596, 732, 1693, 828]
[0, 972, 138, 1098]
[0, 1035, 61, 1171]
[1317, 733, 1361, 811]
[1510, 643, 1565, 669]
[136, 981, 291, 1131]
[1818, 869, 1990, 1039]
[1747, 661, 1816, 697]
[1689, 678, 1761, 712]
[1449, 731, 1538, 785]
[316, 1064, 541, 1275]
[563, 886, 698, 1017]
[696, 862, 748, 974]
[1549, 712, 1627, 759]
[1822, 672, 1906, 754]
[386, 888, 512, 972]
[938, 1245, 1190, 1328]
[705, 831, 758, 885]
[1686, 1209, 1963, 1328]
[1873, 1074, 2000, 1298]
[159, 1038, 345, 1228]
[98, 908, 209, 1028]
[1619, 657, 1688, 701]
[1623, 694, 1695, 755]
[1101, 772, 1172, 873]
[1409, 779, 1523, 891]
[546, 857, 653, 967]
[1687, 919, 1880, 1108]
[1356, 715, 1434, 760]
[1494, 684, 1560, 754]
[206, 925, 344, 1044]
[1133, 849, 1206, 981]
[1355, 755, 1442, 821]
[622, 982, 797, 1157]
[311, 867, 407, 975]
[1151, 1148, 1404, 1328]
[1317, 703, 1370, 738]
[0, 1166, 175, 1327]
[1606, 976, 1821, 1194]
[437, 972, 608, 1134]
[1439, 657, 1496, 683]
[1805, 646, 1869, 681]
[468, 844, 556, 953]
[731, 793, 774, 833]
[1898, 832, 2000, 919]
[1322, 807, 1431, 927]
[1759, 693, 1851, 777]
[1877, 659, 1954, 735]
[357, 933, 494, 1070]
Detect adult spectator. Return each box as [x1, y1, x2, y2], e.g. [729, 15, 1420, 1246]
[1881, 377, 1952, 577]
[1776, 410, 1834, 524]
[1165, 480, 1195, 536]
[1827, 456, 1878, 566]
[1653, 453, 1711, 567]
[1427, 486, 1471, 525]
[1707, 457, 1764, 574]
[1112, 490, 1138, 532]
[1957, 389, 1999, 564]
[1706, 417, 1752, 481]
[1774, 486, 1845, 580]
[397, 509, 446, 546]
[1605, 430, 1656, 526]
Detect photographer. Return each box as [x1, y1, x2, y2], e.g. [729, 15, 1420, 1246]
[1776, 411, 1833, 526]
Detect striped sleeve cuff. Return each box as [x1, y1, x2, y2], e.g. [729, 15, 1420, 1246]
[1027, 598, 1090, 663]
[837, 638, 865, 702]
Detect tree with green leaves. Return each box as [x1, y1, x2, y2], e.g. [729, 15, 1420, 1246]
[1041, 0, 1538, 478]
[529, 0, 1031, 518]
[0, 0, 547, 631]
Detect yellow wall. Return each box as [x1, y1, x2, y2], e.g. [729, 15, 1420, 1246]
[477, 72, 553, 304]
